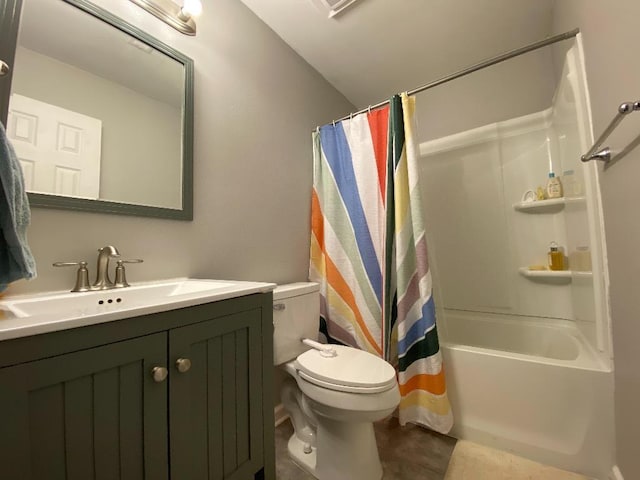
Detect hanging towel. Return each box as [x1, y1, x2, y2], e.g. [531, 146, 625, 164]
[0, 121, 36, 291]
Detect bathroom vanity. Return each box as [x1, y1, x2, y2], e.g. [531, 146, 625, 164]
[0, 280, 276, 480]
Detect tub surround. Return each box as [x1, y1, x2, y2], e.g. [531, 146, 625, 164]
[417, 38, 614, 478]
[419, 40, 610, 365]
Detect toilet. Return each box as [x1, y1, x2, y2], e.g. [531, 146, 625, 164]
[273, 282, 400, 480]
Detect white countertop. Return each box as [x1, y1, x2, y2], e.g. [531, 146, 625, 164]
[0, 278, 276, 342]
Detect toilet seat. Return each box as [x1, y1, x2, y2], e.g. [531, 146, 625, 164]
[296, 345, 397, 394]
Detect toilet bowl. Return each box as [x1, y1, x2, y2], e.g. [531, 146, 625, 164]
[273, 283, 400, 480]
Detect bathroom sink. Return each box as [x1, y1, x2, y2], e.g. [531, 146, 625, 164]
[0, 278, 275, 341]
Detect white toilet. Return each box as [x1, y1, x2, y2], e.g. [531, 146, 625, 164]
[273, 282, 400, 480]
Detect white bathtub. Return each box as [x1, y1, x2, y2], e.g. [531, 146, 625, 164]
[440, 310, 614, 479]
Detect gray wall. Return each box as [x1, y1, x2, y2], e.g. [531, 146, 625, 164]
[415, 49, 556, 143]
[7, 0, 353, 295]
[552, 1, 640, 478]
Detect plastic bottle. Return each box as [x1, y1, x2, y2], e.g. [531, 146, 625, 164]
[548, 242, 564, 271]
[571, 246, 592, 272]
[562, 170, 581, 197]
[546, 172, 563, 199]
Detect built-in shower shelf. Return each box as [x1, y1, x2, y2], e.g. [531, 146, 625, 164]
[513, 196, 585, 212]
[518, 267, 593, 280]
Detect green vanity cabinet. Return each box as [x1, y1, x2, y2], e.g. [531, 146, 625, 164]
[0, 332, 170, 480]
[169, 309, 265, 480]
[0, 293, 275, 480]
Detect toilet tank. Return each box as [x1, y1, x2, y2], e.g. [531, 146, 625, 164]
[273, 282, 320, 366]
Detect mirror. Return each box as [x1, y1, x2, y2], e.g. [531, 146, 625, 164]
[4, 0, 193, 220]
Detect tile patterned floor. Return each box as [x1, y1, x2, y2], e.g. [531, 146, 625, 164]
[275, 416, 457, 480]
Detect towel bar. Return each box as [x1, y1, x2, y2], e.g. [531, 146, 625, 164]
[582, 101, 640, 168]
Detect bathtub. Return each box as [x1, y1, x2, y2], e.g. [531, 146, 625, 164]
[440, 310, 614, 479]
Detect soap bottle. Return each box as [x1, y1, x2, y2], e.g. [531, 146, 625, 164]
[548, 242, 564, 271]
[546, 172, 563, 199]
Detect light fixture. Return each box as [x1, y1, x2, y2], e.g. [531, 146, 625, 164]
[179, 0, 202, 19]
[129, 0, 202, 36]
[311, 0, 364, 18]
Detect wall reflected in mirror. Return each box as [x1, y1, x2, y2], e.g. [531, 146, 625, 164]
[7, 0, 185, 210]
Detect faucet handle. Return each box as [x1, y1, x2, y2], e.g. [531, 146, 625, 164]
[53, 261, 91, 292]
[114, 259, 144, 288]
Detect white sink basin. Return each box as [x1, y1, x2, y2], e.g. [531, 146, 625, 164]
[0, 278, 275, 341]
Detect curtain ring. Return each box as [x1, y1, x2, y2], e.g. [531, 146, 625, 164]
[350, 112, 353, 120]
[332, 120, 336, 127]
[315, 126, 320, 134]
[368, 105, 372, 113]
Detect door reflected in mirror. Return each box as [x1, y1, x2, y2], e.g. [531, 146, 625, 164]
[6, 0, 193, 218]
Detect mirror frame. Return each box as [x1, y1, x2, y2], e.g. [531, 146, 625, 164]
[0, 0, 194, 220]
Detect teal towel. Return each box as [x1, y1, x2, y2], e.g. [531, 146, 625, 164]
[0, 121, 36, 291]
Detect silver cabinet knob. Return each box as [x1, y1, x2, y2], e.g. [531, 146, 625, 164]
[175, 358, 192, 373]
[151, 366, 168, 383]
[0, 61, 10, 77]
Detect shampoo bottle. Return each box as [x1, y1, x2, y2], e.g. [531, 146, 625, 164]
[546, 172, 563, 199]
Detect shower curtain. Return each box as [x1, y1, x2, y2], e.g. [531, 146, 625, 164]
[310, 93, 453, 433]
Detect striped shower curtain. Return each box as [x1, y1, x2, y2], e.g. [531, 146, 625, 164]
[309, 93, 453, 433]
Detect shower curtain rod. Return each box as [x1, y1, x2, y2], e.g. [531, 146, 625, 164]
[318, 28, 580, 129]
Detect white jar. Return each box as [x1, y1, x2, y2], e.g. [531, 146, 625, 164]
[562, 170, 582, 197]
[570, 246, 592, 271]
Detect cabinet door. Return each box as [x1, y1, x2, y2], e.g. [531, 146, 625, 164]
[0, 0, 21, 124]
[170, 309, 263, 480]
[0, 332, 169, 480]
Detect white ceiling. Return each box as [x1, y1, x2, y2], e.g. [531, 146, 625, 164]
[239, 0, 557, 109]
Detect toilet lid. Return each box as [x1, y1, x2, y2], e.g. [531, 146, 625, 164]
[296, 345, 397, 393]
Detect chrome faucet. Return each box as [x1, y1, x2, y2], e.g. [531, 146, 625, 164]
[92, 245, 120, 290]
[54, 245, 143, 292]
